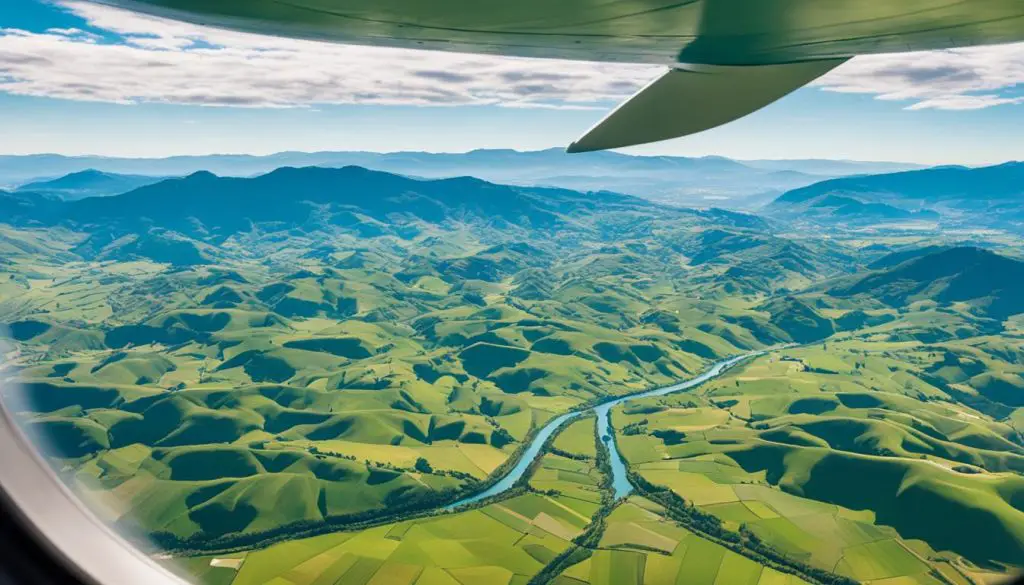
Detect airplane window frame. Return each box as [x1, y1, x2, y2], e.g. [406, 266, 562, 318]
[0, 385, 185, 585]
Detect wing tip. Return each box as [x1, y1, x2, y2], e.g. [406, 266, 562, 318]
[565, 141, 590, 154]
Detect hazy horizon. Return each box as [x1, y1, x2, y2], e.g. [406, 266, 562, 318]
[0, 146, 1006, 167]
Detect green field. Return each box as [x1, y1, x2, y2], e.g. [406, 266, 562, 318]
[553, 417, 599, 459]
[558, 498, 813, 585]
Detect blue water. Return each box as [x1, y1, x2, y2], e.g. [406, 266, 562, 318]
[448, 353, 757, 510]
[595, 353, 752, 500]
[595, 402, 634, 499]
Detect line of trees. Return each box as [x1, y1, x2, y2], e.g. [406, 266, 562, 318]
[620, 419, 649, 436]
[547, 446, 591, 461]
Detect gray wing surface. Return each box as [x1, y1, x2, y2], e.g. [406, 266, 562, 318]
[567, 59, 846, 153]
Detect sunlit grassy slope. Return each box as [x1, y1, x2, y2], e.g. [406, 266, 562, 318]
[2, 167, 1022, 581]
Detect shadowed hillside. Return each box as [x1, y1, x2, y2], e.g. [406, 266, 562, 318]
[830, 246, 1024, 318]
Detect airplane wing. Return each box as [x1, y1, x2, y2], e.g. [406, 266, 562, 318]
[566, 59, 846, 153]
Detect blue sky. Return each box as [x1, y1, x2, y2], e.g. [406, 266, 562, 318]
[1, 0, 1023, 164]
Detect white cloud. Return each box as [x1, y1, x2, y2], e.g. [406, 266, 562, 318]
[0, 1, 1020, 111]
[815, 43, 1024, 110]
[0, 1, 659, 109]
[44, 27, 99, 41]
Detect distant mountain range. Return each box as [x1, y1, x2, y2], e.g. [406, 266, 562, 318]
[16, 169, 166, 201]
[0, 149, 924, 208]
[6, 165, 808, 277]
[60, 166, 668, 234]
[767, 162, 1024, 231]
[1, 165, 681, 265]
[8, 155, 1019, 234]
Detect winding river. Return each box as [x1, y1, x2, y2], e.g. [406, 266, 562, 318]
[450, 352, 758, 509]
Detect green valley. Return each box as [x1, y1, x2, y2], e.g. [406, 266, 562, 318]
[0, 165, 1021, 585]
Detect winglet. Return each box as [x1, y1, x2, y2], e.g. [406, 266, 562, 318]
[567, 59, 847, 153]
